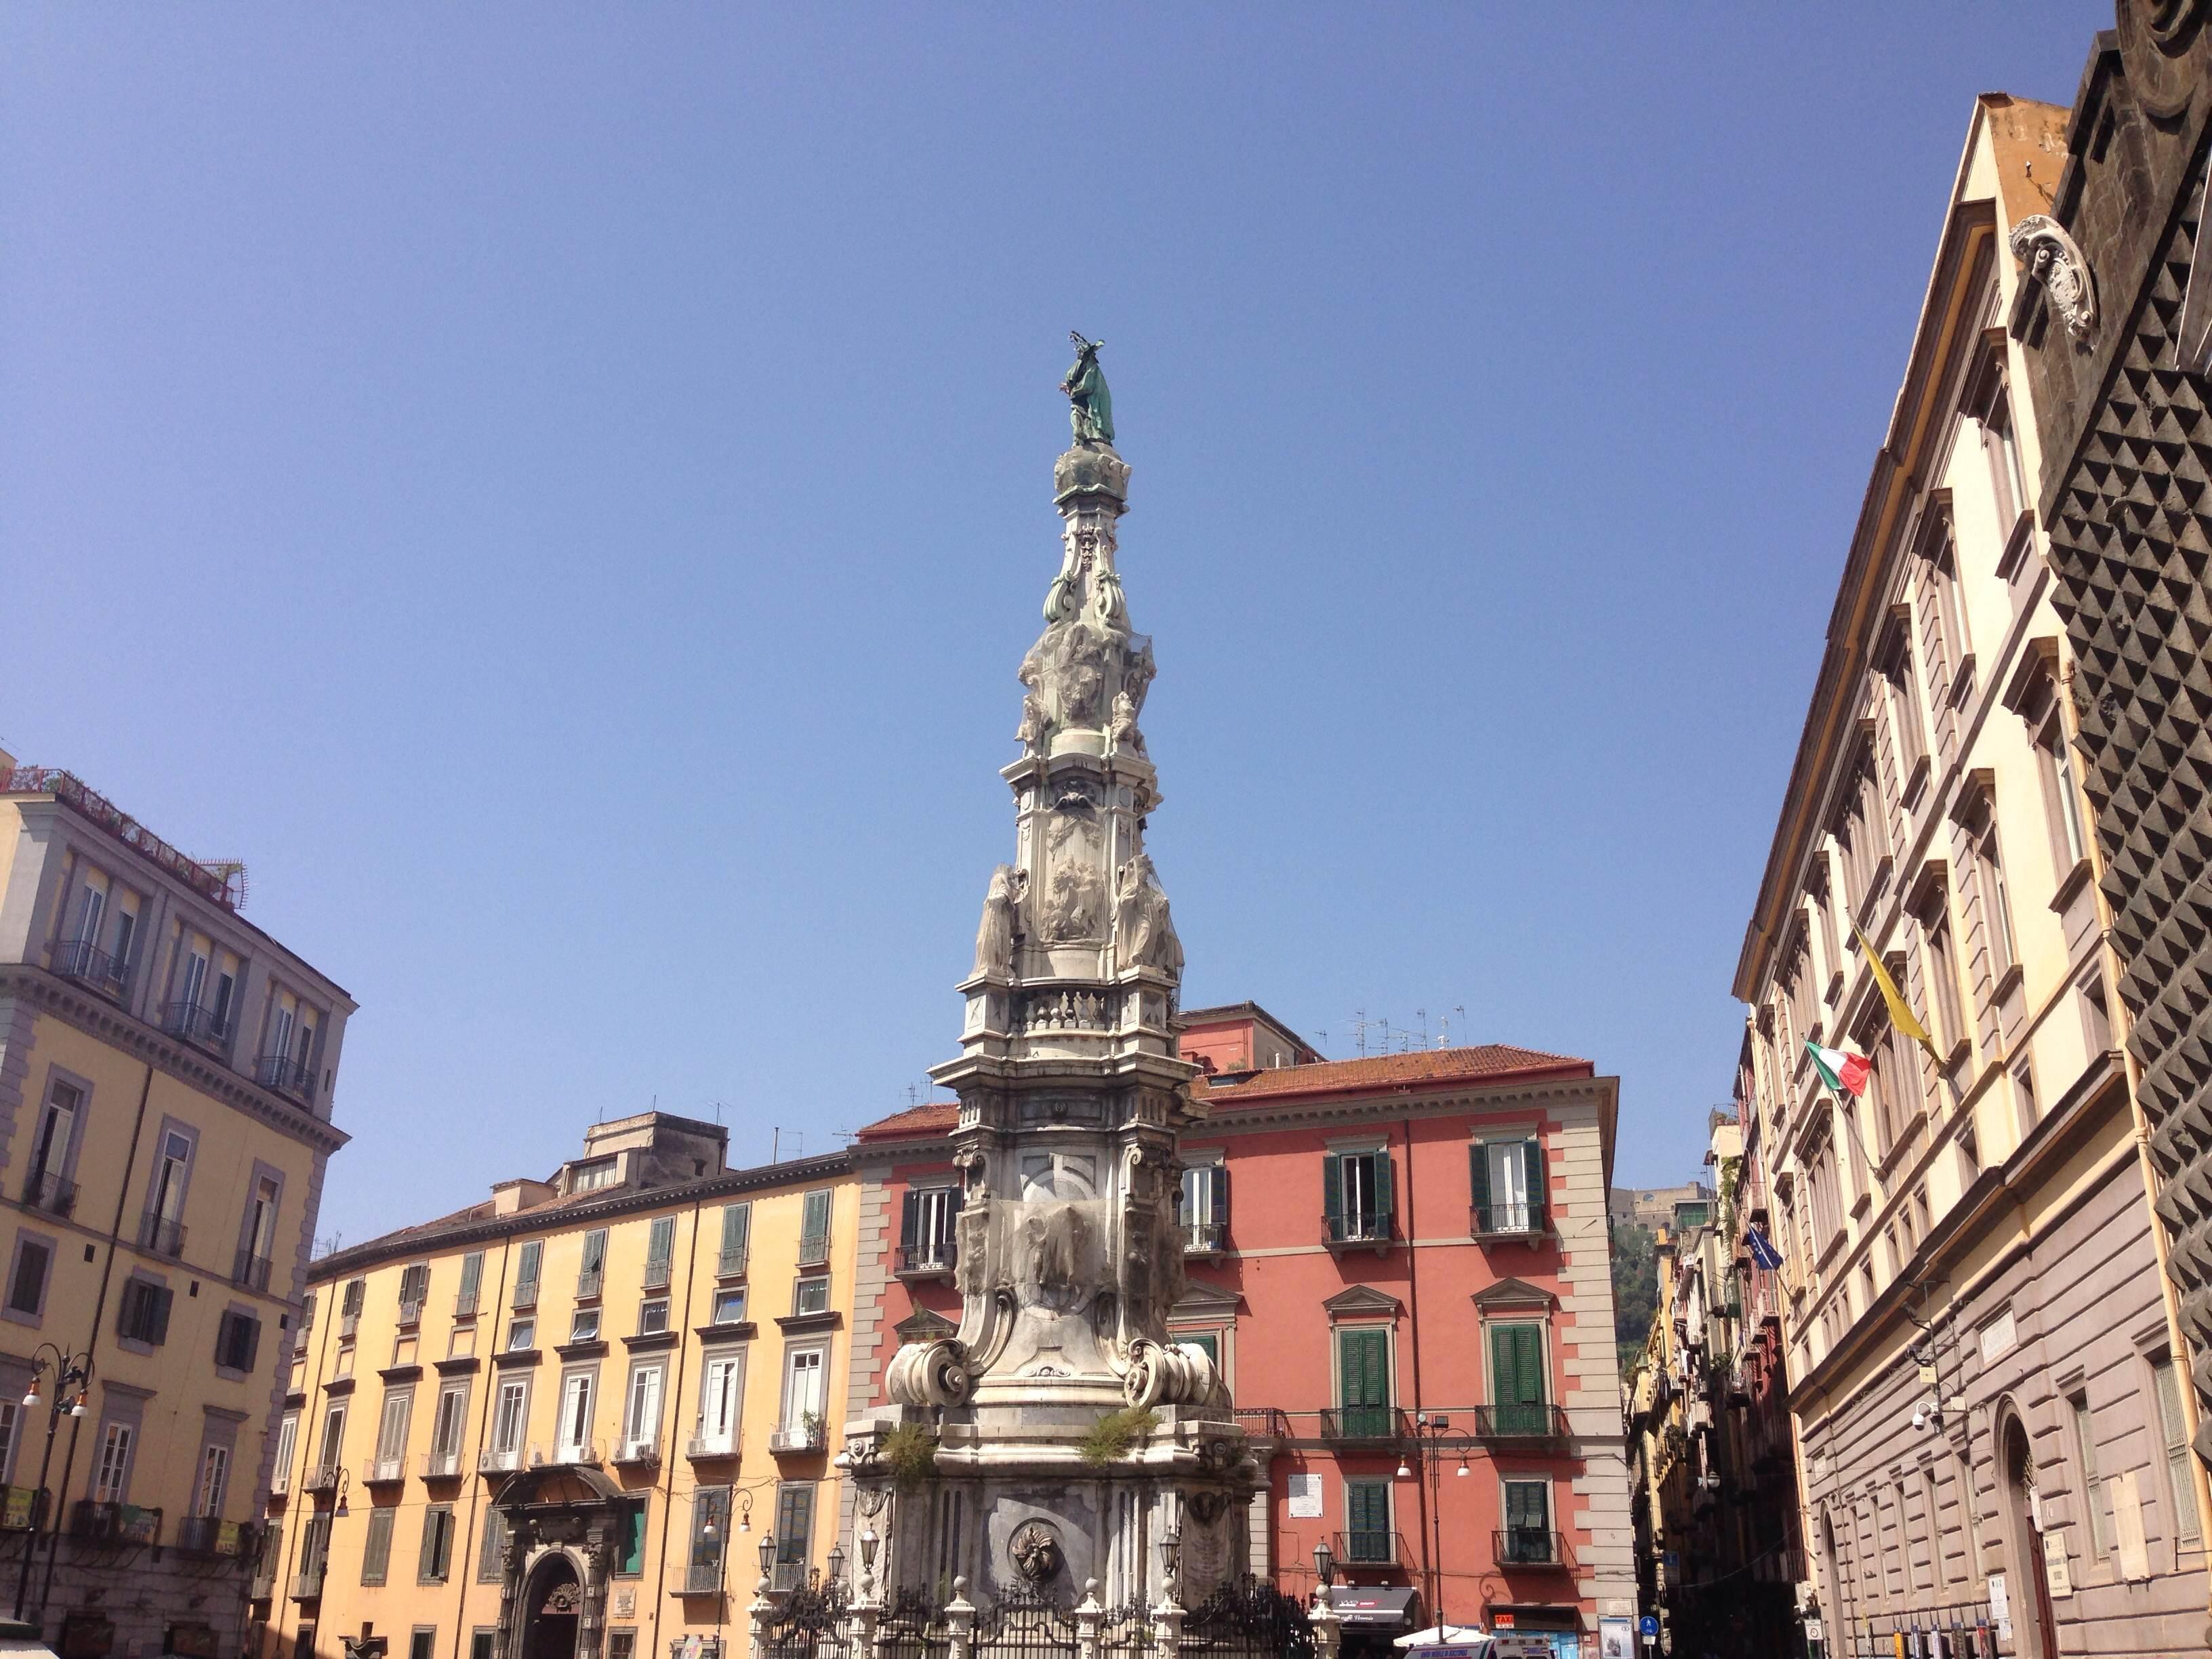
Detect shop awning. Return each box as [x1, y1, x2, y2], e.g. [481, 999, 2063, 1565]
[1330, 1587, 1422, 1628]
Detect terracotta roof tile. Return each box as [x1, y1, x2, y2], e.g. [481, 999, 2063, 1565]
[853, 1102, 960, 1141]
[1202, 1044, 1590, 1103]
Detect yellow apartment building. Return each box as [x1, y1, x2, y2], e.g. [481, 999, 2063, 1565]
[0, 755, 355, 1659]
[255, 1116, 858, 1659]
[1732, 96, 2209, 1656]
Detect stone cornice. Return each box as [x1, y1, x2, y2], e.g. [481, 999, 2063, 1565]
[0, 962, 349, 1157]
[1191, 1073, 1612, 1137]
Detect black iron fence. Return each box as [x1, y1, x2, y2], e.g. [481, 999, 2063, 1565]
[1181, 1580, 1315, 1659]
[972, 1586, 1078, 1659]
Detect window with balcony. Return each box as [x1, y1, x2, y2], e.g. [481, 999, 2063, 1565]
[396, 1263, 430, 1327]
[361, 1508, 394, 1586]
[798, 1190, 832, 1267]
[55, 873, 133, 998]
[899, 1186, 962, 1274]
[91, 1422, 134, 1505]
[489, 1380, 528, 1465]
[779, 1349, 826, 1449]
[773, 1483, 817, 1592]
[369, 1387, 413, 1483]
[1486, 1323, 1553, 1437]
[693, 1353, 743, 1456]
[1178, 1164, 1227, 1254]
[578, 1230, 609, 1300]
[237, 1176, 280, 1292]
[1323, 1148, 1392, 1244]
[512, 1240, 543, 1309]
[314, 1402, 348, 1489]
[1471, 1139, 1544, 1236]
[621, 1364, 664, 1460]
[340, 1276, 366, 1340]
[116, 1279, 171, 1348]
[718, 1204, 752, 1277]
[1498, 1480, 1557, 1565]
[644, 1215, 676, 1290]
[687, 1488, 729, 1593]
[140, 1128, 194, 1258]
[1343, 1479, 1393, 1564]
[1332, 1326, 1392, 1439]
[426, 1381, 469, 1477]
[454, 1252, 485, 1319]
[24, 1079, 82, 1220]
[556, 1372, 596, 1463]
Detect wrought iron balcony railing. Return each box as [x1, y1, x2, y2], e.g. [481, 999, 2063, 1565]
[52, 939, 127, 997]
[1493, 1528, 1574, 1569]
[1319, 1406, 1406, 1443]
[717, 1245, 749, 1277]
[300, 1463, 343, 1496]
[644, 1257, 673, 1291]
[1335, 1529, 1404, 1566]
[895, 1243, 956, 1277]
[422, 1450, 465, 1479]
[138, 1214, 186, 1259]
[769, 1561, 811, 1594]
[1472, 1404, 1570, 1442]
[234, 1250, 273, 1292]
[160, 1001, 229, 1046]
[769, 1422, 826, 1454]
[575, 1269, 605, 1300]
[255, 1052, 315, 1100]
[683, 1563, 724, 1595]
[1183, 1221, 1227, 1254]
[1471, 1201, 1549, 1238]
[23, 1168, 77, 1219]
[453, 1291, 479, 1319]
[397, 1298, 423, 1328]
[175, 1515, 251, 1557]
[797, 1232, 831, 1269]
[1323, 1212, 1393, 1248]
[511, 1277, 539, 1310]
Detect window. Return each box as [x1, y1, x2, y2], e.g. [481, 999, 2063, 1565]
[2073, 1392, 2116, 1559]
[1345, 1479, 1392, 1563]
[1488, 1323, 1549, 1433]
[569, 1309, 601, 1344]
[782, 1348, 825, 1440]
[409, 1631, 434, 1659]
[792, 1276, 830, 1317]
[317, 1403, 348, 1474]
[1921, 1466, 1942, 1592]
[710, 1288, 747, 1327]
[2036, 708, 2089, 872]
[689, 1488, 729, 1590]
[614, 1497, 647, 1576]
[1923, 906, 1965, 1057]
[1334, 1326, 1391, 1436]
[92, 1422, 134, 1504]
[209, 960, 237, 1038]
[507, 1315, 537, 1352]
[374, 1388, 413, 1475]
[578, 1229, 608, 1297]
[341, 1276, 367, 1333]
[361, 1507, 395, 1586]
[478, 1512, 509, 1583]
[72, 878, 106, 949]
[270, 1414, 297, 1494]
[2079, 970, 2115, 1057]
[1471, 1139, 1544, 1233]
[638, 1298, 670, 1336]
[799, 1190, 832, 1267]
[623, 1364, 664, 1456]
[773, 1483, 815, 1589]
[2154, 1355, 2202, 1544]
[472, 1633, 497, 1659]
[1980, 378, 2031, 527]
[607, 1634, 634, 1659]
[1879, 620, 1930, 775]
[196, 1443, 228, 1517]
[571, 1158, 618, 1193]
[1324, 1148, 1393, 1243]
[718, 1204, 752, 1276]
[1972, 817, 2018, 979]
[696, 1353, 743, 1453]
[1501, 1479, 1554, 1563]
[430, 1382, 469, 1473]
[644, 1216, 675, 1290]
[901, 1186, 963, 1271]
[455, 1252, 485, 1319]
[491, 1378, 529, 1456]
[396, 1263, 430, 1324]
[25, 1080, 80, 1211]
[1177, 1164, 1228, 1252]
[215, 1311, 261, 1372]
[144, 1130, 192, 1254]
[2014, 1061, 2039, 1132]
[240, 1177, 281, 1284]
[3, 1236, 52, 1318]
[557, 1372, 594, 1461]
[417, 1506, 455, 1583]
[512, 1240, 542, 1307]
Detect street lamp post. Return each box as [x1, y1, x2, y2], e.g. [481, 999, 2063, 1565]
[12, 1346, 90, 1622]
[1404, 1412, 1463, 1637]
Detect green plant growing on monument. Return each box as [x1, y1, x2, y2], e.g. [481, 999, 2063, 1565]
[880, 1423, 940, 1492]
[1077, 1406, 1160, 1467]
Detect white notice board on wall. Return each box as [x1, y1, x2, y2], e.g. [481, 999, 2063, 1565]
[1287, 1474, 1323, 1517]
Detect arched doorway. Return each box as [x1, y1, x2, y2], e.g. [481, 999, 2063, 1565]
[523, 1552, 582, 1659]
[2001, 1414, 2058, 1659]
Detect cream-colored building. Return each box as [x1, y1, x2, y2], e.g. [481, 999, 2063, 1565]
[1732, 94, 2211, 1658]
[0, 755, 354, 1659]
[255, 1115, 858, 1659]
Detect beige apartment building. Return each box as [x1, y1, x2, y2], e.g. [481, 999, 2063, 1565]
[0, 756, 355, 1659]
[1731, 97, 2209, 1657]
[255, 1115, 857, 1659]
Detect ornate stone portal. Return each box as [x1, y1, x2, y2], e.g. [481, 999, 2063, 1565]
[845, 358, 1254, 1613]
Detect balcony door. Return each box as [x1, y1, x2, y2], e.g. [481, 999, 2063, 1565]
[556, 1374, 594, 1462]
[74, 883, 105, 945]
[698, 1355, 742, 1454]
[1336, 1326, 1390, 1438]
[783, 1349, 825, 1439]
[27, 1084, 78, 1197]
[1489, 1323, 1548, 1434]
[1501, 1479, 1552, 1563]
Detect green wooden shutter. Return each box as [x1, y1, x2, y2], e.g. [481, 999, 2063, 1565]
[1323, 1154, 1345, 1238]
[899, 1191, 920, 1261]
[1523, 1141, 1545, 1226]
[647, 1216, 675, 1271]
[459, 1252, 483, 1301]
[1209, 1164, 1229, 1229]
[720, 1204, 751, 1271]
[514, 1241, 541, 1294]
[1490, 1324, 1513, 1420]
[1470, 1143, 1492, 1229]
[1372, 1147, 1395, 1236]
[1515, 1326, 1544, 1404]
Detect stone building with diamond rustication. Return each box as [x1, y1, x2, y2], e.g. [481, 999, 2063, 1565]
[2007, 4, 2212, 1617]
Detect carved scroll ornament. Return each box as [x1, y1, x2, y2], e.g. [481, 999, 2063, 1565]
[2010, 213, 2097, 340]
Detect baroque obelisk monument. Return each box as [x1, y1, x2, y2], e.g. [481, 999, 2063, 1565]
[844, 338, 1254, 1611]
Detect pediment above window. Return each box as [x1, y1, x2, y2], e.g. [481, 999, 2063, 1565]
[1469, 1277, 1556, 1312]
[1321, 1285, 1402, 1321]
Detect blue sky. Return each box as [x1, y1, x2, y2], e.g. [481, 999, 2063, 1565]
[3, 5, 2104, 1249]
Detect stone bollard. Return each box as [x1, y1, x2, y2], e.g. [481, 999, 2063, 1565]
[1307, 1587, 1341, 1659]
[1151, 1592, 1183, 1659]
[747, 1574, 775, 1659]
[946, 1577, 977, 1659]
[848, 1591, 880, 1659]
[1074, 1579, 1103, 1659]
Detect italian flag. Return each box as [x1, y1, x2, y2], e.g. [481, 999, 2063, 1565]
[1806, 1040, 1870, 1097]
